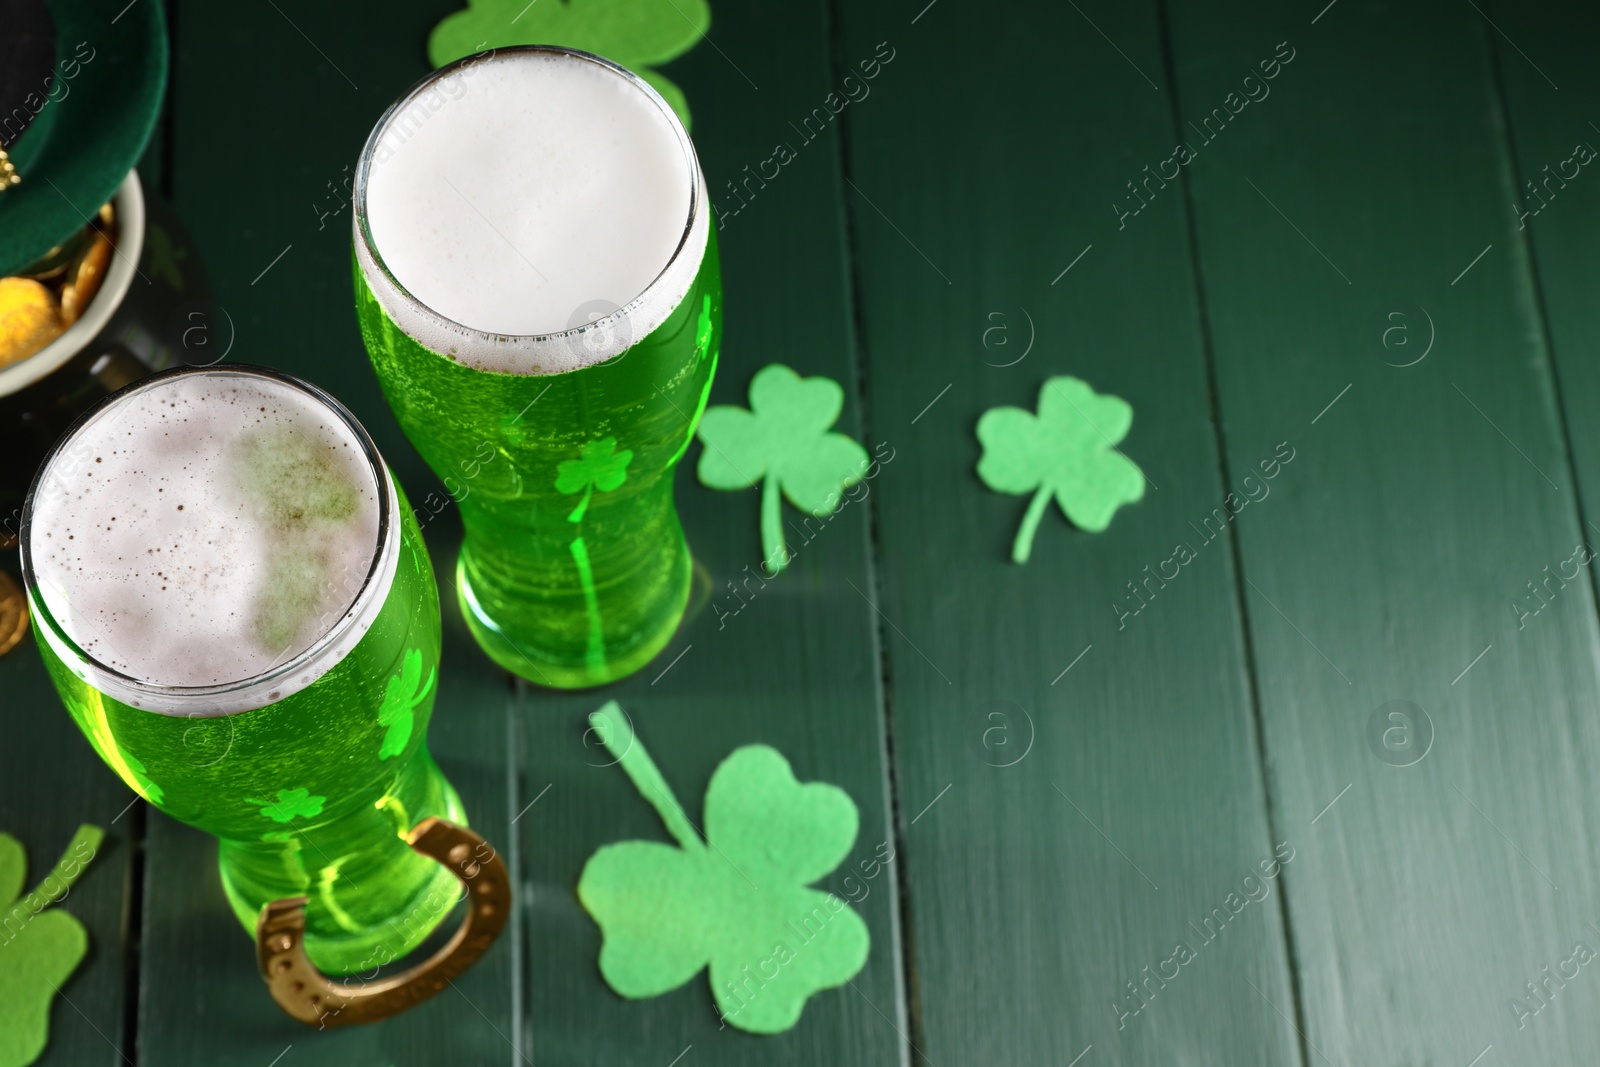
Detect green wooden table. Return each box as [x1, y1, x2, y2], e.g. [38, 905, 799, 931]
[9, 0, 1600, 1062]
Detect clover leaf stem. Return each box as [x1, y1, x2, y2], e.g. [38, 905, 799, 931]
[761, 473, 787, 574]
[375, 794, 411, 840]
[590, 705, 706, 854]
[1013, 486, 1053, 564]
[317, 861, 365, 934]
[568, 536, 606, 671]
[2, 824, 103, 930]
[566, 484, 594, 524]
[269, 833, 309, 888]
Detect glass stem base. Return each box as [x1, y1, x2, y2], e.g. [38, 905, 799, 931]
[456, 541, 691, 689]
[217, 755, 467, 976]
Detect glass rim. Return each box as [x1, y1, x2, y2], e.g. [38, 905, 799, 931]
[19, 362, 396, 711]
[352, 44, 707, 355]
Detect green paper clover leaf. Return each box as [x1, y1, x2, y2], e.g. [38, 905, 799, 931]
[556, 437, 634, 523]
[577, 702, 869, 1034]
[976, 375, 1145, 563]
[377, 648, 436, 761]
[428, 0, 710, 130]
[249, 788, 326, 825]
[697, 364, 869, 574]
[0, 825, 103, 1067]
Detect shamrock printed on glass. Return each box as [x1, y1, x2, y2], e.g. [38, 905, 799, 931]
[355, 46, 721, 687]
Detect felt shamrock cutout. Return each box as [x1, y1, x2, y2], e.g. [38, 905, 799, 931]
[697, 364, 869, 574]
[377, 648, 436, 760]
[250, 788, 326, 825]
[557, 437, 634, 523]
[578, 702, 869, 1034]
[428, 0, 711, 130]
[0, 825, 103, 1067]
[976, 376, 1145, 563]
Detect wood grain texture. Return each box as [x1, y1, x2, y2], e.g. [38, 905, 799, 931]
[833, 2, 1301, 1064]
[0, 72, 179, 1067]
[1489, 8, 1600, 553]
[1485, 9, 1600, 1058]
[23, 1, 1600, 1064]
[1165, 2, 1600, 1063]
[140, 2, 517, 1063]
[510, 2, 909, 1064]
[148, 0, 908, 1063]
[0, 624, 138, 1067]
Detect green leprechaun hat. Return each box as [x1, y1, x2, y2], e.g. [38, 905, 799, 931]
[0, 0, 168, 278]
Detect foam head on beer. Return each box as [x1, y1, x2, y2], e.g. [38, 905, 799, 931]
[27, 372, 383, 690]
[357, 48, 709, 374]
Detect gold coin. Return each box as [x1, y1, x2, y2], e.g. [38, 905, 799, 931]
[0, 573, 28, 658]
[19, 229, 94, 284]
[0, 276, 63, 367]
[59, 230, 113, 326]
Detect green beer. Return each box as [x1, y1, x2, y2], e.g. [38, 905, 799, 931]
[23, 366, 464, 975]
[353, 46, 721, 688]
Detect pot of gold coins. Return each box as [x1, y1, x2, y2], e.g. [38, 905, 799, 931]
[0, 0, 205, 654]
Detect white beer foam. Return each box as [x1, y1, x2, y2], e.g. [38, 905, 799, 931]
[27, 371, 395, 711]
[356, 48, 708, 375]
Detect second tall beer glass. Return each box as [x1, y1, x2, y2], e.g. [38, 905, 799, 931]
[353, 47, 722, 688]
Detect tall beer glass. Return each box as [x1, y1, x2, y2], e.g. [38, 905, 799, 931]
[22, 365, 464, 975]
[353, 46, 721, 689]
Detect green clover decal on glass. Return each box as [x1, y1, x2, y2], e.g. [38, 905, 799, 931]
[249, 788, 326, 825]
[556, 437, 634, 669]
[577, 702, 870, 1034]
[428, 0, 710, 129]
[556, 437, 633, 523]
[0, 825, 103, 1067]
[696, 364, 869, 574]
[378, 648, 436, 761]
[976, 376, 1145, 563]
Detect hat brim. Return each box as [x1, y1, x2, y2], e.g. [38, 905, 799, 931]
[0, 0, 168, 277]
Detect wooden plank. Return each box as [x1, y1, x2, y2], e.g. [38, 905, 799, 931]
[0, 635, 139, 1067]
[1489, 10, 1600, 543]
[142, 2, 518, 1063]
[510, 2, 909, 1064]
[0, 20, 178, 1067]
[1485, 12, 1600, 1059]
[1163, 2, 1600, 1063]
[832, 2, 1301, 1064]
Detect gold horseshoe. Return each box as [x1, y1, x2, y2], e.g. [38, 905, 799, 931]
[255, 817, 510, 1028]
